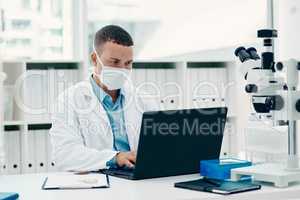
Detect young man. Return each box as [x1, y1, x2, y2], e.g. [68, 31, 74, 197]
[50, 25, 158, 171]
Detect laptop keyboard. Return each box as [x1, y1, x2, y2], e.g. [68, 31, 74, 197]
[105, 168, 135, 177]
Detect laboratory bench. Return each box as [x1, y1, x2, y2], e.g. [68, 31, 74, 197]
[1, 173, 300, 200]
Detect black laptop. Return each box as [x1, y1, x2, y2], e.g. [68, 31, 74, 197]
[101, 107, 227, 180]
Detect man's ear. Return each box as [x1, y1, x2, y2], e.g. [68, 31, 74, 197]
[91, 52, 97, 66]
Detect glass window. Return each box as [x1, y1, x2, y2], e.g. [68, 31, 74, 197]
[87, 0, 267, 60]
[0, 0, 64, 60]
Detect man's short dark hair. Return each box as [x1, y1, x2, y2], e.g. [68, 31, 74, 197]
[94, 25, 134, 49]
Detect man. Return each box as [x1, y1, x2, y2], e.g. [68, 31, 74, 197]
[50, 25, 158, 171]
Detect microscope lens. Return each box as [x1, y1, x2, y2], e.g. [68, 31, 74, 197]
[234, 47, 251, 63]
[246, 47, 260, 60]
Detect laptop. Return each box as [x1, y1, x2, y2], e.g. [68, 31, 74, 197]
[101, 107, 227, 180]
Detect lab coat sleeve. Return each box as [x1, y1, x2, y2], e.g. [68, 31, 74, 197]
[49, 93, 117, 172]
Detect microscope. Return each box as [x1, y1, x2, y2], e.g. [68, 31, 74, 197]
[231, 29, 300, 187]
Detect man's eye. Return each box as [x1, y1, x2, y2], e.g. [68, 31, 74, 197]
[113, 60, 119, 64]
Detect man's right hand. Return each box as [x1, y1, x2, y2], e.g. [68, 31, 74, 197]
[115, 151, 136, 168]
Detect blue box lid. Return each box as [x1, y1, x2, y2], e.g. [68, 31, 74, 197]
[200, 158, 252, 180]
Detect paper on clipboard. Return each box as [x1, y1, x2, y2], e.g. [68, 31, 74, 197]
[42, 173, 110, 190]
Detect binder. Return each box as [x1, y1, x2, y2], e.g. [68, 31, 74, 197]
[128, 69, 136, 88]
[7, 129, 21, 174]
[2, 127, 11, 175]
[4, 125, 21, 175]
[132, 68, 139, 88]
[194, 68, 208, 108]
[41, 69, 49, 121]
[23, 71, 32, 121]
[47, 69, 55, 121]
[202, 67, 215, 108]
[131, 69, 137, 86]
[212, 67, 218, 107]
[2, 130, 9, 175]
[211, 65, 228, 108]
[24, 69, 47, 122]
[34, 129, 48, 173]
[217, 68, 228, 107]
[0, 138, 5, 175]
[145, 68, 157, 97]
[21, 128, 36, 173]
[46, 129, 57, 172]
[155, 69, 165, 110]
[135, 69, 147, 95]
[187, 68, 196, 108]
[164, 69, 179, 110]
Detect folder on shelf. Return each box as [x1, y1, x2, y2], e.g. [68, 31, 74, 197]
[145, 68, 156, 94]
[164, 69, 179, 110]
[35, 129, 48, 173]
[7, 129, 21, 174]
[4, 126, 21, 175]
[219, 67, 228, 107]
[155, 69, 165, 110]
[135, 69, 147, 97]
[41, 69, 49, 121]
[3, 130, 9, 175]
[207, 67, 220, 108]
[46, 130, 56, 172]
[187, 68, 195, 108]
[21, 130, 36, 173]
[24, 69, 47, 122]
[193, 67, 209, 108]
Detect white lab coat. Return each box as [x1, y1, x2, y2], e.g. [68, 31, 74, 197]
[50, 78, 159, 172]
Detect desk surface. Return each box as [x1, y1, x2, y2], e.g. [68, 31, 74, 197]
[0, 173, 300, 200]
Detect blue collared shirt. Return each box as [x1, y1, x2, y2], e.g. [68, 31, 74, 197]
[90, 76, 130, 167]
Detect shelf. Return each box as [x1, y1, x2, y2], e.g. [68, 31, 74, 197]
[26, 120, 52, 125]
[3, 120, 52, 126]
[3, 121, 26, 126]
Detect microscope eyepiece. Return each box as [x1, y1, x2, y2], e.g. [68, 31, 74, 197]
[246, 47, 260, 60]
[234, 46, 251, 63]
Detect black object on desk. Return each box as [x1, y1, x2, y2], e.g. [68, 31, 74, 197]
[174, 178, 261, 195]
[102, 107, 227, 180]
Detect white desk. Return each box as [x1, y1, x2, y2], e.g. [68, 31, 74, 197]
[1, 173, 300, 200]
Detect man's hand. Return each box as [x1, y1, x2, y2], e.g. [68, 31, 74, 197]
[116, 151, 136, 168]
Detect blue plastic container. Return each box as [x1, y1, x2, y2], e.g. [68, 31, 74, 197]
[200, 158, 252, 180]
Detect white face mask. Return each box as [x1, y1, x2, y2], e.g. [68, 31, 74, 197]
[94, 48, 132, 90]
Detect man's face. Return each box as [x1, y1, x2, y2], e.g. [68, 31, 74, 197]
[91, 41, 133, 75]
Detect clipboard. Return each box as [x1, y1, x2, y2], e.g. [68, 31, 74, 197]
[42, 173, 110, 190]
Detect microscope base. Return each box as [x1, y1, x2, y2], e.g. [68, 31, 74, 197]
[231, 163, 300, 188]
